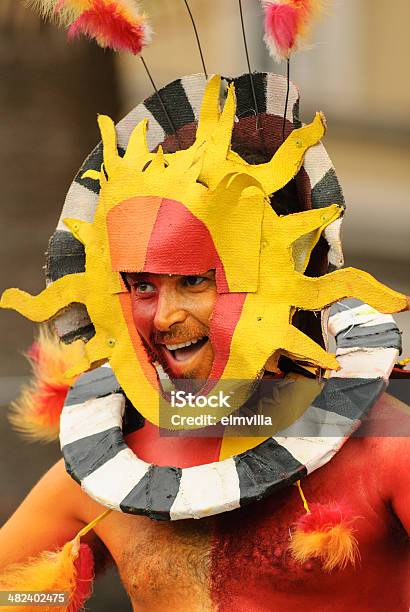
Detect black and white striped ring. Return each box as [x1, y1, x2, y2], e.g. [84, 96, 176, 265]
[60, 298, 401, 520]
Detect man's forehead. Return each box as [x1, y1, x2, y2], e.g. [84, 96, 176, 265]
[107, 197, 229, 292]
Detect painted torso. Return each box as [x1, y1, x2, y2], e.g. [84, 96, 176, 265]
[85, 396, 409, 611]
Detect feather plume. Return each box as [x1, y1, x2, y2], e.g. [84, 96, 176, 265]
[9, 326, 83, 442]
[25, 0, 87, 27]
[262, 0, 326, 62]
[0, 540, 94, 612]
[68, 0, 151, 55]
[25, 0, 151, 54]
[289, 502, 360, 572]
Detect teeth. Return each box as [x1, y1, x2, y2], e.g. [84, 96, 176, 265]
[165, 336, 204, 351]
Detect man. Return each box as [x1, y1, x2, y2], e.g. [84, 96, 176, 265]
[0, 268, 409, 611]
[0, 74, 409, 611]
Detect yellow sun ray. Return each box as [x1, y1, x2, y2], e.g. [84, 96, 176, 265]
[246, 112, 326, 194]
[280, 325, 339, 371]
[0, 274, 88, 322]
[1, 75, 408, 430]
[82, 169, 101, 182]
[196, 74, 221, 142]
[280, 204, 342, 247]
[290, 269, 408, 313]
[64, 335, 111, 379]
[97, 114, 119, 174]
[123, 118, 149, 167]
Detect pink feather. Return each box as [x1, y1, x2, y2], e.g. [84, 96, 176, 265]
[262, 0, 325, 62]
[264, 3, 299, 58]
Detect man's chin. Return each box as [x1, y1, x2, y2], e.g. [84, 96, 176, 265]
[172, 374, 208, 394]
[158, 366, 208, 394]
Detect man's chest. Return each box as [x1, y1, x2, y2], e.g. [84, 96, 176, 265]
[96, 491, 392, 611]
[92, 441, 406, 611]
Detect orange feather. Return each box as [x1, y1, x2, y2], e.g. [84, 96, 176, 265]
[9, 327, 83, 442]
[289, 502, 360, 572]
[0, 540, 94, 612]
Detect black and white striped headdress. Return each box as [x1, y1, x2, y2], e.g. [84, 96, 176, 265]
[46, 72, 345, 344]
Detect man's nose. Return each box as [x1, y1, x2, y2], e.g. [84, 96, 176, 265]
[153, 289, 187, 332]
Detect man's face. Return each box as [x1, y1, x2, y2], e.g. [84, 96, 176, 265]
[124, 271, 216, 382]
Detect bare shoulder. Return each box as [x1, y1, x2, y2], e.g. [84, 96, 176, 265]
[35, 457, 111, 528]
[0, 458, 106, 568]
[374, 392, 410, 481]
[331, 392, 409, 495]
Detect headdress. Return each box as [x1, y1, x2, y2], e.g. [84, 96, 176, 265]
[2, 74, 406, 427]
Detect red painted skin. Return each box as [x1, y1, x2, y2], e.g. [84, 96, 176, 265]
[207, 429, 410, 612]
[115, 200, 246, 384]
[120, 272, 410, 610]
[123, 406, 410, 611]
[121, 403, 410, 611]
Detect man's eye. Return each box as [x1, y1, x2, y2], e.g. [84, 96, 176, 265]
[135, 282, 155, 294]
[184, 276, 206, 287]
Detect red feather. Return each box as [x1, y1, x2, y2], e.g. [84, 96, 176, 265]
[68, 0, 149, 55]
[25, 0, 151, 55]
[289, 501, 359, 571]
[69, 544, 94, 612]
[9, 327, 83, 442]
[295, 502, 354, 532]
[26, 341, 72, 421]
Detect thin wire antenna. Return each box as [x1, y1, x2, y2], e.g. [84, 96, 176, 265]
[182, 0, 208, 78]
[140, 55, 180, 146]
[282, 58, 291, 141]
[238, 0, 259, 130]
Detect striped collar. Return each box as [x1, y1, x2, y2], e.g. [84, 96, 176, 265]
[60, 299, 400, 521]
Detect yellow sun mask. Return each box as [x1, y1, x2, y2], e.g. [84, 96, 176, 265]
[1, 75, 407, 429]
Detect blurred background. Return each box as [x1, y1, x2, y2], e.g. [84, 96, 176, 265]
[0, 0, 409, 609]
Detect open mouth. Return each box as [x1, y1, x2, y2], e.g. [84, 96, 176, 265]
[164, 336, 208, 361]
[156, 335, 210, 377]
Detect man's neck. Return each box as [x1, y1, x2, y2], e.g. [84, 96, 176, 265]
[125, 420, 224, 467]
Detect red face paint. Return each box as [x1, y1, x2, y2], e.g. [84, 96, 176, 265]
[107, 197, 246, 386]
